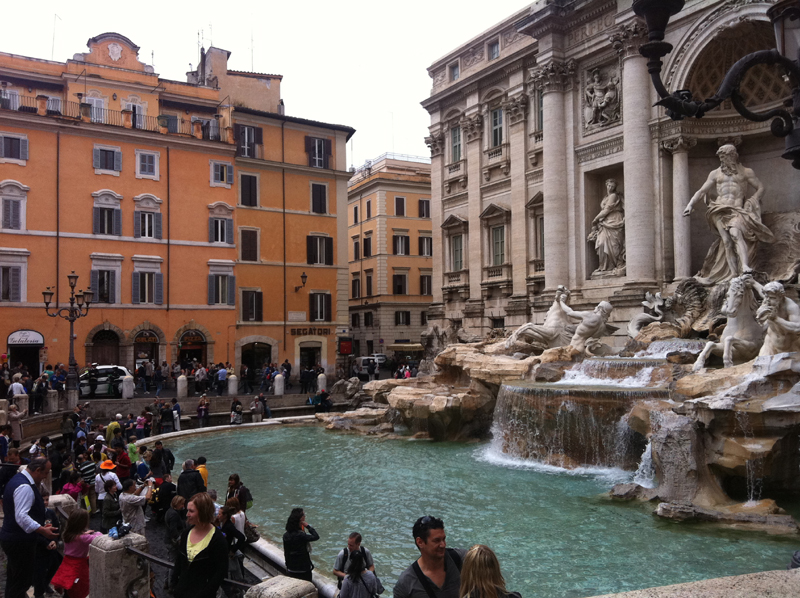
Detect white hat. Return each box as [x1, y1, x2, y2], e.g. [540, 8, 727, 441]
[96, 435, 105, 441]
[116, 413, 123, 419]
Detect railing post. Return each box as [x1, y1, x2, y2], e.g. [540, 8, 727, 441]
[90, 533, 150, 597]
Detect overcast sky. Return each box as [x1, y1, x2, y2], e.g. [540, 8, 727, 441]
[4, 0, 532, 169]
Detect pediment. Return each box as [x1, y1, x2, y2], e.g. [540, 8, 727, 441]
[526, 191, 543, 209]
[441, 214, 468, 229]
[479, 203, 511, 220]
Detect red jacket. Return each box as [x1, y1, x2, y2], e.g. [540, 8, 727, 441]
[115, 451, 131, 479]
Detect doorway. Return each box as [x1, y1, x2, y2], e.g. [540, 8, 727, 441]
[8, 346, 40, 376]
[299, 346, 321, 370]
[242, 342, 272, 372]
[92, 330, 120, 365]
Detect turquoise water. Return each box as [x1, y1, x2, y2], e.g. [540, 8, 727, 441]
[170, 427, 799, 598]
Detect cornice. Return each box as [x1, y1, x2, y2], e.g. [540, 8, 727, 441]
[649, 111, 775, 140]
[575, 135, 624, 164]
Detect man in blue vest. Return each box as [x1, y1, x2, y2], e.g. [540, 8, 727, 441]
[0, 458, 59, 598]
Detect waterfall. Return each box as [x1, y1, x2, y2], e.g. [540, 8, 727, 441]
[735, 411, 764, 505]
[634, 339, 707, 359]
[633, 441, 656, 488]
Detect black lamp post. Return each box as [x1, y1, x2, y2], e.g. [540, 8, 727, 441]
[632, 0, 800, 167]
[294, 272, 308, 292]
[43, 271, 92, 407]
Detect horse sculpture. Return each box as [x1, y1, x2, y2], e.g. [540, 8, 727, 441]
[692, 275, 764, 371]
[504, 285, 574, 351]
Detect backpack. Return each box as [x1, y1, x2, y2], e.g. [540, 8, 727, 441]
[337, 546, 373, 589]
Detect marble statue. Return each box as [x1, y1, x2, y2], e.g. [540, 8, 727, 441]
[683, 144, 774, 283]
[627, 292, 673, 338]
[421, 322, 448, 361]
[559, 297, 614, 355]
[754, 281, 800, 356]
[692, 274, 764, 371]
[589, 178, 625, 278]
[585, 69, 620, 128]
[504, 285, 574, 351]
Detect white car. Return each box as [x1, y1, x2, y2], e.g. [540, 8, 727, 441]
[79, 365, 132, 397]
[371, 353, 388, 366]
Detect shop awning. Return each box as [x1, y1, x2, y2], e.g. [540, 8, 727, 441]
[386, 343, 425, 352]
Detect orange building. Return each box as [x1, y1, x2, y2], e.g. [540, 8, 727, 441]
[0, 34, 353, 379]
[347, 154, 432, 359]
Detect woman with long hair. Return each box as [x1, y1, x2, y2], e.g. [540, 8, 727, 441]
[339, 550, 379, 598]
[51, 509, 103, 598]
[459, 545, 520, 598]
[282, 507, 319, 582]
[218, 504, 247, 596]
[171, 492, 228, 598]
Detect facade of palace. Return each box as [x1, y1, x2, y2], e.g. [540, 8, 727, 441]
[0, 33, 353, 377]
[347, 154, 432, 359]
[422, 0, 800, 340]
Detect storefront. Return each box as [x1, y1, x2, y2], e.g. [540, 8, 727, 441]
[241, 342, 272, 372]
[6, 330, 45, 375]
[91, 330, 120, 365]
[178, 329, 207, 365]
[133, 330, 160, 369]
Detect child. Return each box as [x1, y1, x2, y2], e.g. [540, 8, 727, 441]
[60, 471, 88, 505]
[127, 435, 138, 465]
[51, 509, 103, 598]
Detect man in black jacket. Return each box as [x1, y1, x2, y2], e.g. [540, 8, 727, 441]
[176, 460, 206, 501]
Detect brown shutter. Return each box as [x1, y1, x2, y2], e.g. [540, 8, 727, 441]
[255, 292, 263, 321]
[323, 139, 332, 169]
[392, 235, 398, 255]
[254, 127, 263, 145]
[325, 237, 334, 265]
[234, 124, 243, 143]
[241, 230, 257, 261]
[418, 199, 424, 217]
[395, 311, 400, 326]
[307, 236, 316, 264]
[309, 293, 316, 320]
[305, 136, 314, 166]
[418, 236, 424, 255]
[324, 293, 332, 322]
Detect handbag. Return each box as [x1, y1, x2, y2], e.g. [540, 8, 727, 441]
[244, 518, 260, 543]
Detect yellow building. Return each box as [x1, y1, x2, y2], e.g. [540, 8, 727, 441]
[347, 154, 432, 359]
[0, 34, 353, 379]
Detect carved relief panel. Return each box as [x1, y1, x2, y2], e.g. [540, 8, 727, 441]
[582, 63, 621, 134]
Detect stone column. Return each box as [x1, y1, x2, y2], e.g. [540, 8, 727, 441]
[530, 60, 575, 291]
[425, 130, 445, 307]
[612, 22, 656, 284]
[662, 136, 697, 280]
[464, 112, 485, 301]
[506, 92, 529, 296]
[90, 534, 150, 598]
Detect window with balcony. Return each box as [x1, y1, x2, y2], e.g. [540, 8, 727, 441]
[126, 102, 145, 128]
[492, 226, 505, 266]
[450, 126, 461, 163]
[307, 235, 333, 265]
[87, 97, 105, 123]
[491, 108, 503, 147]
[451, 234, 463, 271]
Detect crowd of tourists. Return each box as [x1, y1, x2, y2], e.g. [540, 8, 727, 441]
[3, 361, 70, 411]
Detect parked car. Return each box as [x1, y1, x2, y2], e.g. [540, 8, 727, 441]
[353, 357, 377, 381]
[371, 353, 388, 368]
[78, 365, 132, 397]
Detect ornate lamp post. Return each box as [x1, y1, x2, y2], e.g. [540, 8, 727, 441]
[42, 271, 93, 409]
[632, 0, 800, 167]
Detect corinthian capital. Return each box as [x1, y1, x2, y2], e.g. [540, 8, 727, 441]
[460, 113, 484, 143]
[503, 93, 529, 126]
[530, 59, 577, 93]
[661, 135, 697, 154]
[610, 20, 648, 59]
[424, 133, 445, 158]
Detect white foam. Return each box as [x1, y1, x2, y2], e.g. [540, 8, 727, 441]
[632, 441, 656, 488]
[476, 445, 632, 484]
[555, 366, 657, 388]
[634, 339, 707, 359]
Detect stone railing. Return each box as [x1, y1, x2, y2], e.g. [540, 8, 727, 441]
[485, 144, 507, 162]
[444, 270, 469, 287]
[483, 263, 512, 280]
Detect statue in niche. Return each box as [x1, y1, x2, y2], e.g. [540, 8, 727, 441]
[754, 280, 800, 356]
[683, 144, 775, 284]
[589, 178, 626, 278]
[584, 69, 620, 129]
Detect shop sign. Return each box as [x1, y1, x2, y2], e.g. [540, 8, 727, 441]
[338, 337, 353, 355]
[134, 331, 159, 344]
[288, 311, 307, 322]
[289, 328, 332, 336]
[8, 330, 44, 345]
[180, 330, 206, 344]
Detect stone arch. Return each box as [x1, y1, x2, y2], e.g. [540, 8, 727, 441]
[127, 321, 167, 369]
[443, 107, 463, 122]
[481, 86, 506, 105]
[235, 335, 280, 374]
[84, 321, 126, 365]
[171, 320, 216, 365]
[665, 4, 774, 98]
[128, 321, 167, 344]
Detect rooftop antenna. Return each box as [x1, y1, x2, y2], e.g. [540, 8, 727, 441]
[198, 30, 202, 65]
[251, 27, 254, 71]
[151, 50, 154, 69]
[51, 14, 61, 60]
[208, 24, 213, 47]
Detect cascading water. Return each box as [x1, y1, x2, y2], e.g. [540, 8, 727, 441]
[492, 353, 674, 470]
[633, 441, 656, 488]
[735, 411, 765, 505]
[633, 339, 707, 359]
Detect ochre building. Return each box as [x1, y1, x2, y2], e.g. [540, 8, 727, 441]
[0, 33, 353, 377]
[347, 154, 432, 360]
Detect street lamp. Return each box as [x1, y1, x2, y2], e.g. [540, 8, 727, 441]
[43, 271, 92, 408]
[632, 0, 800, 168]
[294, 271, 308, 292]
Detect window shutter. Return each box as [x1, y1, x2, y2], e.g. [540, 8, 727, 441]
[93, 148, 101, 169]
[114, 150, 122, 172]
[7, 267, 21, 302]
[208, 275, 215, 305]
[405, 311, 411, 324]
[226, 165, 234, 184]
[2, 199, 9, 229]
[393, 236, 398, 255]
[109, 271, 116, 304]
[254, 127, 263, 145]
[233, 124, 242, 143]
[324, 293, 332, 322]
[242, 291, 252, 321]
[91, 270, 99, 300]
[395, 311, 400, 326]
[92, 208, 101, 234]
[325, 237, 334, 265]
[131, 272, 140, 304]
[0, 136, 4, 158]
[418, 236, 424, 256]
[403, 236, 410, 254]
[20, 138, 28, 161]
[305, 136, 314, 166]
[364, 237, 371, 257]
[227, 276, 236, 306]
[352, 279, 357, 298]
[323, 139, 332, 169]
[155, 273, 164, 305]
[418, 199, 424, 217]
[309, 293, 315, 320]
[307, 236, 316, 265]
[225, 218, 234, 245]
[113, 209, 122, 236]
[133, 211, 141, 238]
[393, 274, 399, 293]
[155, 213, 163, 239]
[208, 218, 215, 243]
[241, 230, 257, 261]
[255, 292, 263, 321]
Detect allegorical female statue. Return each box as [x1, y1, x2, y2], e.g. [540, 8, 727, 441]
[588, 178, 626, 278]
